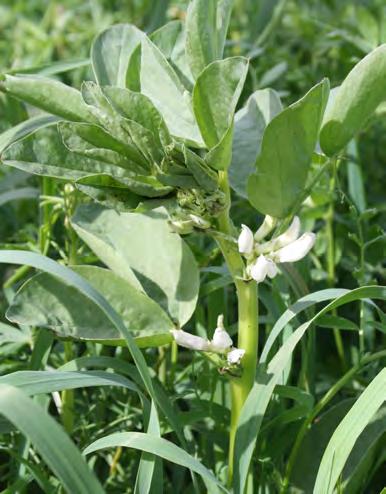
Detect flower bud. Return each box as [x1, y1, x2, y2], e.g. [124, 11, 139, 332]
[273, 232, 316, 263]
[227, 348, 245, 365]
[249, 255, 270, 283]
[238, 224, 254, 256]
[254, 215, 277, 242]
[189, 214, 211, 229]
[171, 330, 210, 351]
[169, 219, 194, 235]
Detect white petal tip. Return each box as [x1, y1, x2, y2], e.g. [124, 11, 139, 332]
[227, 348, 245, 365]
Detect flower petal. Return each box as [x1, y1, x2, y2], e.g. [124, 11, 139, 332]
[210, 327, 233, 352]
[266, 259, 279, 279]
[256, 216, 300, 254]
[249, 255, 270, 283]
[227, 348, 245, 365]
[238, 224, 254, 256]
[274, 232, 316, 263]
[171, 330, 210, 351]
[254, 215, 277, 242]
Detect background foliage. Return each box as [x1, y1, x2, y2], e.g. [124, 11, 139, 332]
[0, 0, 385, 493]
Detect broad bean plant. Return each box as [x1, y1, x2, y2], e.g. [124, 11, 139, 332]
[0, 1, 385, 493]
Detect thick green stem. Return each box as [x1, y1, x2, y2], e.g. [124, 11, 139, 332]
[215, 172, 259, 487]
[228, 280, 258, 485]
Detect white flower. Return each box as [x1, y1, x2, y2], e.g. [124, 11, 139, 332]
[238, 224, 254, 256]
[254, 215, 277, 242]
[208, 314, 232, 352]
[273, 232, 316, 263]
[227, 348, 245, 365]
[240, 217, 316, 285]
[171, 329, 210, 351]
[171, 316, 244, 366]
[249, 255, 279, 284]
[249, 255, 269, 282]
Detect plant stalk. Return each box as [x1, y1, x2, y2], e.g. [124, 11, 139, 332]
[215, 171, 259, 487]
[326, 160, 346, 370]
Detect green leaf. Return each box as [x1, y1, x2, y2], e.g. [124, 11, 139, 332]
[0, 187, 38, 207]
[193, 57, 249, 149]
[102, 86, 171, 150]
[2, 126, 171, 198]
[185, 0, 233, 79]
[7, 265, 174, 346]
[3, 75, 97, 123]
[75, 178, 143, 212]
[320, 44, 386, 156]
[0, 322, 30, 345]
[135, 402, 161, 494]
[59, 121, 145, 171]
[260, 288, 347, 363]
[0, 370, 139, 396]
[2, 125, 123, 181]
[229, 89, 282, 198]
[0, 384, 105, 494]
[313, 368, 386, 494]
[291, 399, 386, 493]
[183, 146, 218, 192]
[6, 58, 91, 77]
[140, 37, 204, 147]
[0, 250, 157, 416]
[91, 24, 145, 87]
[0, 114, 59, 154]
[84, 432, 228, 493]
[72, 204, 199, 326]
[247, 78, 330, 218]
[150, 21, 193, 89]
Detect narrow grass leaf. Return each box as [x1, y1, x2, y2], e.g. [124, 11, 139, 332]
[0, 384, 105, 494]
[313, 368, 386, 494]
[84, 432, 228, 493]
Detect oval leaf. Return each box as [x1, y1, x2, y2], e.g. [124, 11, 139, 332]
[320, 44, 386, 156]
[6, 265, 174, 346]
[71, 204, 199, 327]
[247, 79, 330, 218]
[91, 24, 145, 87]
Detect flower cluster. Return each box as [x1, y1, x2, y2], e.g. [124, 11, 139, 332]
[171, 315, 245, 365]
[238, 215, 316, 283]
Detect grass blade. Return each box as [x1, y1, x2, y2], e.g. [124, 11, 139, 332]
[0, 384, 104, 494]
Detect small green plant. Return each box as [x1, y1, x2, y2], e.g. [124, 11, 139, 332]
[0, 1, 385, 493]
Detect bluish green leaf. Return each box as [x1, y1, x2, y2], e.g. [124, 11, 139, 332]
[3, 75, 97, 123]
[320, 44, 386, 156]
[7, 265, 174, 346]
[91, 24, 145, 87]
[140, 37, 204, 146]
[72, 204, 199, 326]
[229, 89, 282, 198]
[193, 57, 248, 149]
[247, 79, 329, 217]
[185, 0, 233, 79]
